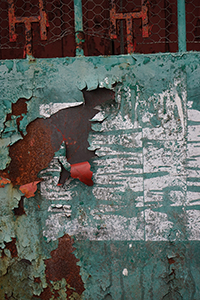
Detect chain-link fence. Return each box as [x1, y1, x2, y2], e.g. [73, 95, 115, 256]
[83, 0, 178, 55]
[0, 0, 199, 59]
[0, 0, 75, 58]
[186, 1, 200, 51]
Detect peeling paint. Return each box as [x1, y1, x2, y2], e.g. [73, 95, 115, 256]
[0, 87, 114, 187]
[1, 53, 200, 299]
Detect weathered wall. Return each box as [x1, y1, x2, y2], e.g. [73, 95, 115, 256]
[0, 53, 200, 299]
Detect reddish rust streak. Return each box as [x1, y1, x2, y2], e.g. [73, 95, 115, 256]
[76, 31, 85, 51]
[54, 290, 60, 298]
[45, 234, 84, 295]
[0, 118, 59, 186]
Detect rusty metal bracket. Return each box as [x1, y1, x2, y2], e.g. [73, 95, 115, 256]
[109, 0, 149, 54]
[8, 0, 47, 57]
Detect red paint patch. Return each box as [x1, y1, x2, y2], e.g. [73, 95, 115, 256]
[45, 234, 84, 296]
[0, 177, 11, 188]
[6, 118, 60, 186]
[19, 181, 40, 198]
[71, 161, 93, 186]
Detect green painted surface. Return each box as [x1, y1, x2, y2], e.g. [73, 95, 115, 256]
[177, 0, 187, 52]
[0, 52, 200, 299]
[74, 0, 84, 56]
[74, 241, 200, 300]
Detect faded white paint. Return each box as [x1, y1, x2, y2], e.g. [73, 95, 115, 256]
[39, 102, 83, 118]
[122, 268, 128, 276]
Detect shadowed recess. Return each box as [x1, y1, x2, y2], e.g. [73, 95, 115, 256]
[0, 88, 115, 186]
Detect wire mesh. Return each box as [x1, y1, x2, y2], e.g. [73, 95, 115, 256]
[0, 0, 75, 59]
[83, 0, 178, 55]
[186, 1, 200, 51]
[0, 0, 198, 58]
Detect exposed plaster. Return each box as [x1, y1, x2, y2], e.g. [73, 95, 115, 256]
[39, 102, 84, 118]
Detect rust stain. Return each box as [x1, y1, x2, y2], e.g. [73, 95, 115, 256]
[8, 0, 47, 56]
[6, 98, 28, 120]
[0, 118, 58, 186]
[44, 234, 84, 297]
[76, 31, 85, 52]
[109, 0, 149, 53]
[0, 88, 114, 187]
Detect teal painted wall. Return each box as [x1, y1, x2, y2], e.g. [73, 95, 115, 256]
[0, 53, 200, 299]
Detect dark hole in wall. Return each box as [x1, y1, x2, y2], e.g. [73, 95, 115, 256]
[0, 88, 115, 186]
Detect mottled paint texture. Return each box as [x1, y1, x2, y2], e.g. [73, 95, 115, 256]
[0, 53, 200, 299]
